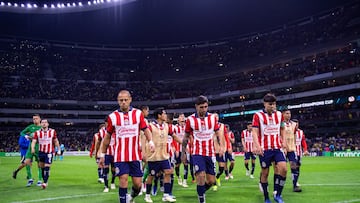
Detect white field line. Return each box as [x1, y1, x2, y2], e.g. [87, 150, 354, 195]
[11, 192, 113, 203]
[331, 199, 360, 203]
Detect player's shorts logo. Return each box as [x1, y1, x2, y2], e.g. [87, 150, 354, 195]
[194, 165, 199, 172]
[262, 161, 266, 168]
[151, 170, 155, 175]
[115, 167, 120, 175]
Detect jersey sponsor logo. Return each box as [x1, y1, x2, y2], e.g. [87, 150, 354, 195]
[194, 131, 212, 140]
[263, 125, 279, 134]
[116, 126, 137, 138]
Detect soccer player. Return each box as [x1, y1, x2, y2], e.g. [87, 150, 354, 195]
[173, 113, 189, 187]
[96, 121, 117, 192]
[182, 95, 225, 203]
[31, 119, 61, 189]
[143, 108, 181, 203]
[99, 90, 155, 203]
[89, 125, 104, 184]
[224, 124, 235, 180]
[241, 121, 256, 179]
[12, 134, 30, 179]
[252, 93, 287, 203]
[293, 119, 309, 191]
[212, 113, 227, 191]
[18, 114, 43, 187]
[282, 109, 301, 192]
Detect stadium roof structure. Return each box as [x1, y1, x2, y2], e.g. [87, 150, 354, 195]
[0, 0, 357, 45]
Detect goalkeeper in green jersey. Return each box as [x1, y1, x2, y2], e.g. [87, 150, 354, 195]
[12, 114, 43, 187]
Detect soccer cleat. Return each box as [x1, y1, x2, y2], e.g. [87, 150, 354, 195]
[144, 195, 153, 203]
[182, 180, 188, 188]
[177, 177, 182, 186]
[41, 183, 47, 189]
[98, 178, 104, 183]
[216, 178, 221, 187]
[225, 176, 229, 180]
[152, 185, 158, 196]
[212, 185, 218, 191]
[103, 187, 109, 193]
[37, 181, 42, 186]
[246, 170, 250, 176]
[293, 186, 302, 192]
[111, 183, 116, 190]
[229, 173, 234, 179]
[26, 179, 34, 187]
[250, 175, 254, 179]
[162, 195, 176, 202]
[274, 195, 284, 203]
[126, 194, 135, 203]
[265, 199, 272, 203]
[12, 170, 17, 179]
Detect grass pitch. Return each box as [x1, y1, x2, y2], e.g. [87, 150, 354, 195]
[1, 156, 359, 203]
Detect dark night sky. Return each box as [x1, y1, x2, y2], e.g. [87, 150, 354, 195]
[0, 0, 354, 45]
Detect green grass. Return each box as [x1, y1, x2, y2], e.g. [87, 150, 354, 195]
[1, 156, 360, 203]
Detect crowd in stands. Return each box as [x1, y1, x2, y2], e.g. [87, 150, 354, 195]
[0, 1, 359, 102]
[1, 2, 359, 154]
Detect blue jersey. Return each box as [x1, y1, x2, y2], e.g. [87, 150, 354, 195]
[60, 144, 65, 151]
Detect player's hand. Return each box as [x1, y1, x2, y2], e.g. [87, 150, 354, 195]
[175, 151, 180, 158]
[25, 135, 30, 140]
[253, 145, 263, 156]
[303, 151, 310, 156]
[89, 153, 93, 158]
[148, 140, 155, 153]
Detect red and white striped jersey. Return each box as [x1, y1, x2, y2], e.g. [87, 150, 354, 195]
[227, 130, 234, 151]
[223, 125, 232, 150]
[167, 135, 174, 157]
[106, 107, 147, 162]
[99, 127, 116, 156]
[185, 113, 220, 157]
[89, 132, 99, 156]
[252, 110, 284, 150]
[241, 129, 254, 152]
[295, 129, 308, 156]
[174, 124, 186, 152]
[33, 128, 57, 153]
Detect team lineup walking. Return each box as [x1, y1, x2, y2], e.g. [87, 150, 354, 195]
[11, 92, 310, 203]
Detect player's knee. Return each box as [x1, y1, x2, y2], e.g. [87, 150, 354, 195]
[290, 162, 298, 169]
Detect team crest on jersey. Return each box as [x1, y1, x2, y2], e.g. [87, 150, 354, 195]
[262, 161, 267, 168]
[201, 125, 206, 132]
[151, 170, 156, 175]
[124, 119, 129, 125]
[115, 166, 120, 175]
